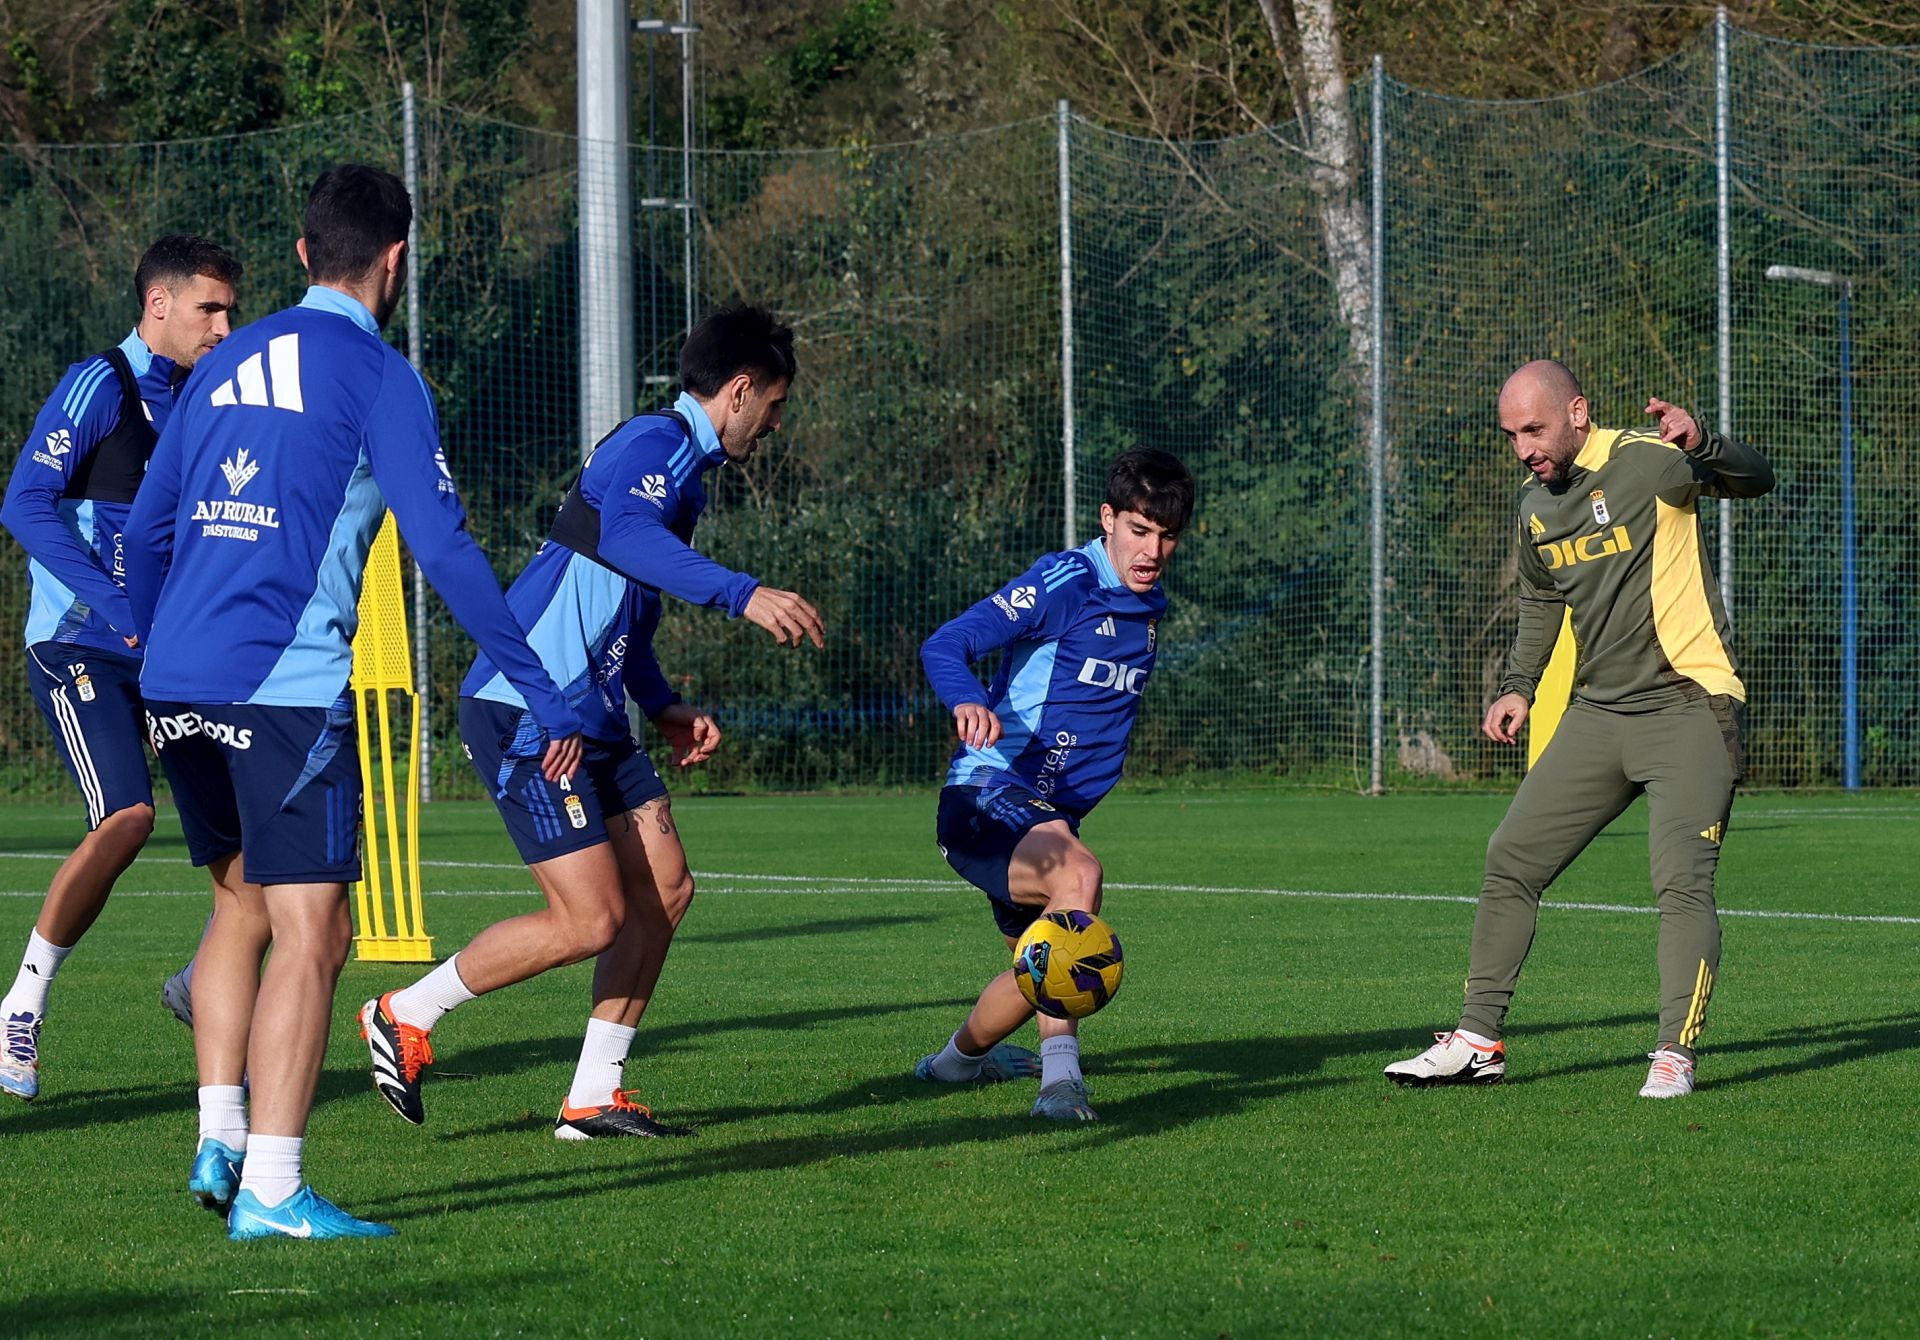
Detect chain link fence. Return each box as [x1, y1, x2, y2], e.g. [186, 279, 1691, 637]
[0, 21, 1912, 798]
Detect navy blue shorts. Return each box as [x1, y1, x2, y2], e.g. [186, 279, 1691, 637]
[460, 697, 668, 866]
[26, 642, 153, 827]
[936, 782, 1080, 938]
[146, 699, 362, 883]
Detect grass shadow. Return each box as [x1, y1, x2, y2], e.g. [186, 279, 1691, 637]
[360, 1013, 1663, 1221]
[677, 912, 942, 946]
[1514, 1009, 1920, 1090]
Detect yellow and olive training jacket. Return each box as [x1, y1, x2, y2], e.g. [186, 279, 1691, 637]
[1498, 425, 1776, 712]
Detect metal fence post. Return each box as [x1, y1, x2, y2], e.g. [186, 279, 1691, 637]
[402, 81, 431, 802]
[1715, 6, 1735, 617]
[1369, 55, 1387, 796]
[1057, 100, 1076, 551]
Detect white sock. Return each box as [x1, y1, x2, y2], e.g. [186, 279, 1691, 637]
[567, 1018, 637, 1109]
[1455, 1027, 1498, 1049]
[927, 1031, 987, 1082]
[197, 1084, 248, 1152]
[389, 954, 478, 1032]
[2, 932, 72, 1017]
[238, 1134, 301, 1208]
[1040, 1035, 1083, 1089]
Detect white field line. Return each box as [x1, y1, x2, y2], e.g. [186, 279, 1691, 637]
[0, 868, 1915, 925]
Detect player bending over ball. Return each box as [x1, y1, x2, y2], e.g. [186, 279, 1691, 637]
[1384, 361, 1774, 1099]
[915, 448, 1193, 1123]
[360, 305, 823, 1138]
[0, 234, 240, 1103]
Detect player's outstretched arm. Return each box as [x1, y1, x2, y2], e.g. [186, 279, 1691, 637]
[1644, 397, 1775, 499]
[595, 443, 760, 610]
[593, 442, 823, 646]
[3, 368, 145, 641]
[366, 364, 584, 776]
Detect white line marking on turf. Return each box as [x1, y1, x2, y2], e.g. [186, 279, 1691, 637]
[3, 874, 1916, 925]
[228, 1289, 314, 1296]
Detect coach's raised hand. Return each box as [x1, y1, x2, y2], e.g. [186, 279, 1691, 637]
[1644, 397, 1701, 450]
[745, 586, 825, 648]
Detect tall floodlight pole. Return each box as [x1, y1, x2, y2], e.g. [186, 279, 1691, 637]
[1767, 263, 1859, 789]
[579, 0, 635, 455]
[1057, 100, 1076, 551]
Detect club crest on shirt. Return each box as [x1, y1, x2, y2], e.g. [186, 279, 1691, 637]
[1589, 490, 1610, 526]
[1147, 619, 1157, 651]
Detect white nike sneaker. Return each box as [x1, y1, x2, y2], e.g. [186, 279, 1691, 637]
[1638, 1048, 1695, 1099]
[1383, 1031, 1506, 1087]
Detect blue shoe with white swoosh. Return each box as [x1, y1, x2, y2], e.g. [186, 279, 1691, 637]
[189, 1139, 244, 1213]
[227, 1185, 395, 1240]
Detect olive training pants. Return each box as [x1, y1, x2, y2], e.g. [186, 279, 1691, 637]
[1460, 695, 1743, 1057]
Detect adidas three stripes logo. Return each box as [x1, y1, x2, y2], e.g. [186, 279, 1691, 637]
[209, 334, 304, 413]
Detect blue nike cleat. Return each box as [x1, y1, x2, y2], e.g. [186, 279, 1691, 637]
[1031, 1077, 1099, 1122]
[189, 1139, 245, 1213]
[1, 1010, 41, 1101]
[227, 1186, 396, 1240]
[914, 1042, 1042, 1083]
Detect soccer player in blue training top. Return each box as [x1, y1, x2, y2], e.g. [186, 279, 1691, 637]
[0, 235, 240, 1103]
[360, 304, 824, 1139]
[916, 448, 1193, 1122]
[124, 164, 584, 1240]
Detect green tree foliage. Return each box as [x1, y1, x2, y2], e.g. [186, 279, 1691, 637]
[104, 0, 282, 140]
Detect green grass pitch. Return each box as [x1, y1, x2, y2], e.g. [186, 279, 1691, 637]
[1, 787, 1916, 1336]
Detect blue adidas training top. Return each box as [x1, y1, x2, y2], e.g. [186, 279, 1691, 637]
[2, 330, 178, 656]
[462, 392, 758, 741]
[125, 286, 580, 737]
[922, 538, 1167, 819]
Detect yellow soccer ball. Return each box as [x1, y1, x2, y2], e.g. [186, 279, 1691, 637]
[1013, 910, 1125, 1019]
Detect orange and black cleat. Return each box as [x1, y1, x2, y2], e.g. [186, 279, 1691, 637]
[554, 1088, 696, 1141]
[360, 992, 434, 1125]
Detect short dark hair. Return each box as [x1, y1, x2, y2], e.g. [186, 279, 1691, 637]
[133, 234, 241, 309]
[302, 164, 411, 283]
[1106, 448, 1195, 533]
[678, 305, 796, 397]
